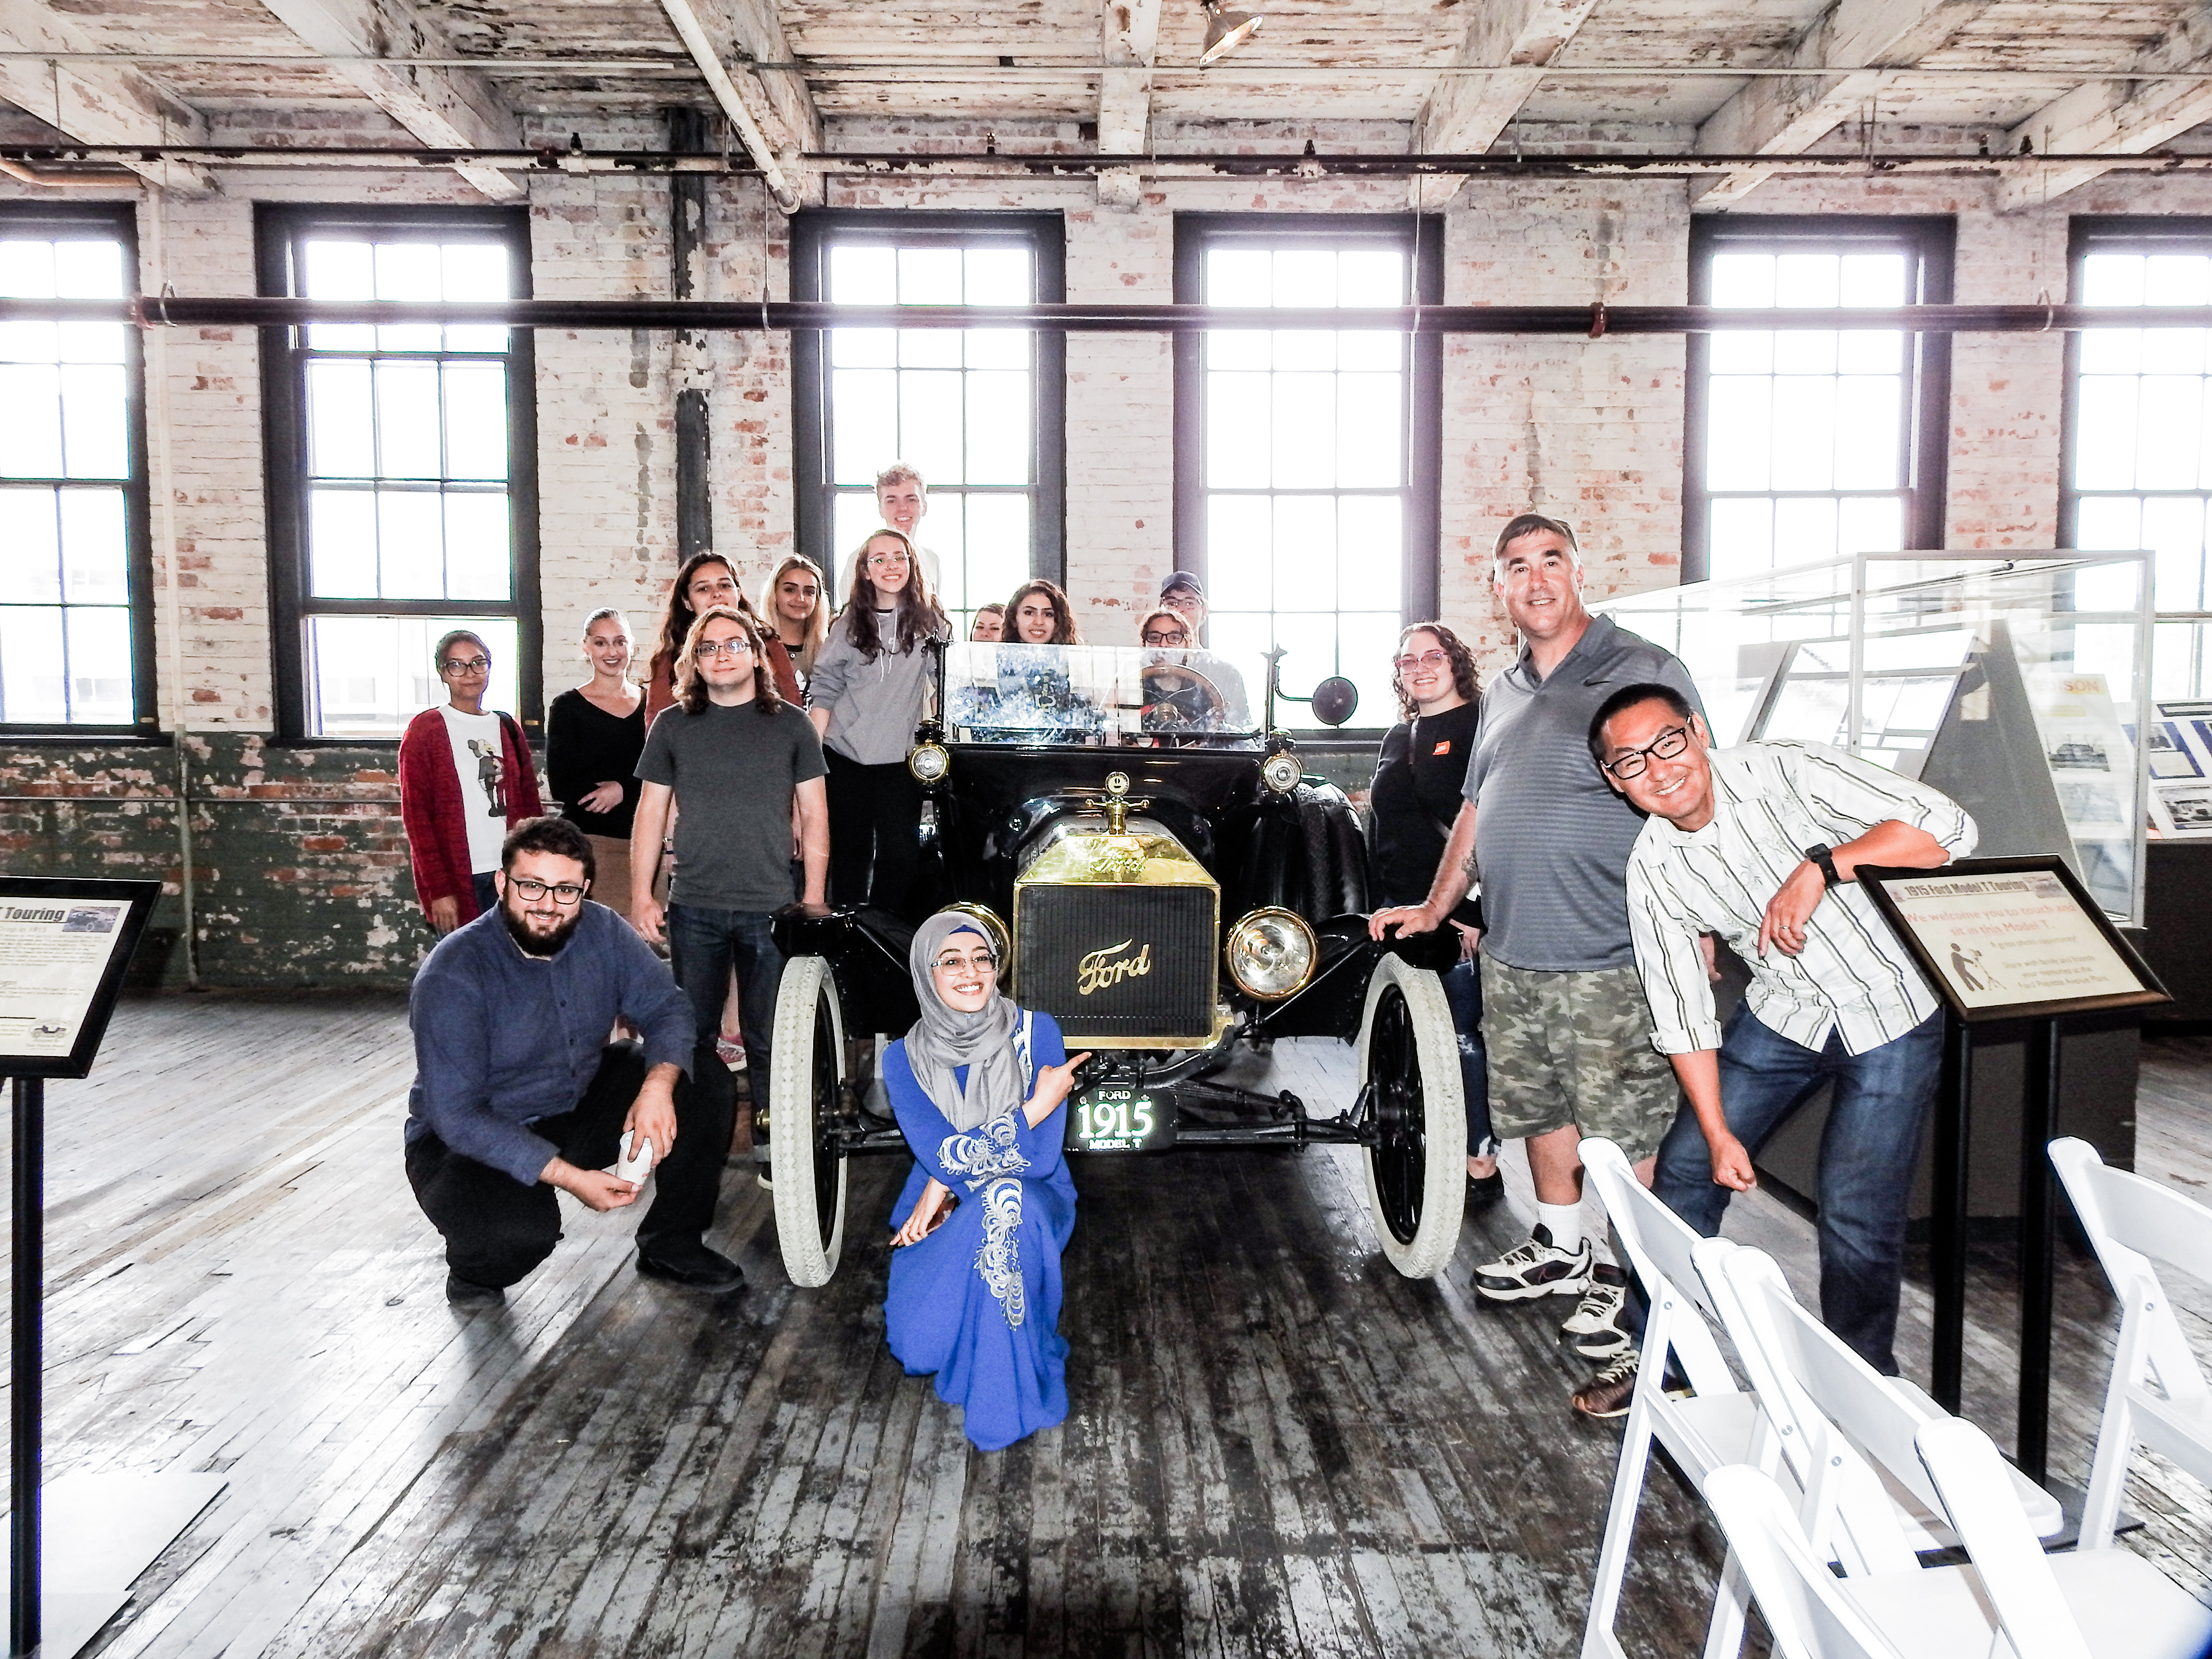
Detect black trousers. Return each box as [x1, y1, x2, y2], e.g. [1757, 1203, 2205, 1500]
[824, 748, 923, 913]
[405, 1040, 734, 1289]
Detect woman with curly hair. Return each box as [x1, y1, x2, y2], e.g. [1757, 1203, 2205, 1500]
[1005, 578, 1083, 646]
[1369, 621, 1499, 1204]
[643, 552, 801, 720]
[807, 529, 950, 912]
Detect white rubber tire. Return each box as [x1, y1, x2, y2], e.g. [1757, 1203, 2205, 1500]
[770, 955, 849, 1287]
[1356, 953, 1469, 1279]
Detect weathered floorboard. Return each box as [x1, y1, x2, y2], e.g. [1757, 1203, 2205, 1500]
[0, 991, 2198, 1658]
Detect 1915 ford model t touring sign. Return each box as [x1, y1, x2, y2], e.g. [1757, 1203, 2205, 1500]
[766, 639, 1467, 1285]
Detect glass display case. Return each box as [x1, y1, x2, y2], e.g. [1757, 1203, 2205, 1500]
[1594, 552, 2154, 924]
[940, 642, 1265, 745]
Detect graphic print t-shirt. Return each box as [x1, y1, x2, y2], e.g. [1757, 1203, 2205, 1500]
[439, 705, 507, 874]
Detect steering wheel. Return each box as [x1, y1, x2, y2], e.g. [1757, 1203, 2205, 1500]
[1140, 661, 1226, 733]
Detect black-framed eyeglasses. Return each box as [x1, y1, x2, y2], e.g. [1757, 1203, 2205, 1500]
[932, 949, 998, 974]
[1602, 723, 1692, 780]
[440, 656, 491, 674]
[1143, 630, 1190, 646]
[696, 638, 755, 659]
[507, 875, 588, 905]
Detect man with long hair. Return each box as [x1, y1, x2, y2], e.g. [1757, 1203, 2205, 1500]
[643, 552, 801, 719]
[630, 608, 829, 1149]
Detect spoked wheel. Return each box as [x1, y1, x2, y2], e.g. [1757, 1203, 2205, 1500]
[770, 955, 849, 1286]
[1357, 953, 1468, 1278]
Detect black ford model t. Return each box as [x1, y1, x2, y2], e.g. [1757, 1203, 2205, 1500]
[765, 639, 1467, 1285]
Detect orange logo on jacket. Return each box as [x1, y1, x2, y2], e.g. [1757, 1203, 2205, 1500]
[1431, 740, 1452, 756]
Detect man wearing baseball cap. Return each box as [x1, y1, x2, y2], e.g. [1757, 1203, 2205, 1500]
[1155, 572, 1251, 729]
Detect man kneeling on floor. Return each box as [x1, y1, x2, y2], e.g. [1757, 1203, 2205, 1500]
[404, 814, 742, 1306]
[1591, 682, 1975, 1395]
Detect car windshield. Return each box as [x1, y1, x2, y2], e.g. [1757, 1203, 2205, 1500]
[942, 642, 1266, 746]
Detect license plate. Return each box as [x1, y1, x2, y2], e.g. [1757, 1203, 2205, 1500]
[1068, 1085, 1175, 1153]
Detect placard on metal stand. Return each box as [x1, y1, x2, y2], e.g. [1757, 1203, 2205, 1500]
[0, 877, 224, 1658]
[1858, 856, 2170, 1491]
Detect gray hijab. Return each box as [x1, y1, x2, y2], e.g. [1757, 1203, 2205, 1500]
[903, 913, 1023, 1133]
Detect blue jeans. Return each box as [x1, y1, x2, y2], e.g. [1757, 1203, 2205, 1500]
[1652, 1003, 1942, 1376]
[666, 903, 782, 1075]
[471, 870, 499, 916]
[1439, 959, 1497, 1158]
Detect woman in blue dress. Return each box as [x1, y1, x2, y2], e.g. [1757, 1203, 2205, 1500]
[884, 912, 1087, 1452]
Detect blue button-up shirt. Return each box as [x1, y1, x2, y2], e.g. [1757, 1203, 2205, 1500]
[404, 902, 697, 1185]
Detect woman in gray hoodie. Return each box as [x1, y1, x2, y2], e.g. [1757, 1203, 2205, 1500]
[808, 528, 950, 914]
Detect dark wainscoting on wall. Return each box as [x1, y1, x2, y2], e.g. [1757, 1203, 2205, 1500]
[0, 734, 425, 989]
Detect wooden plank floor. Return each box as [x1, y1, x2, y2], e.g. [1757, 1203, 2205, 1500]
[10, 992, 2207, 1657]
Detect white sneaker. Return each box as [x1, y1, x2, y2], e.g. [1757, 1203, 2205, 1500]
[1559, 1263, 1634, 1360]
[1472, 1224, 1593, 1303]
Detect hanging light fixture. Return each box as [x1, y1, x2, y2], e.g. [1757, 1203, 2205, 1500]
[1198, 1, 1262, 66]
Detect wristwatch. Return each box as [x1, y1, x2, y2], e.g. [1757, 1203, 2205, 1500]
[1803, 843, 1842, 888]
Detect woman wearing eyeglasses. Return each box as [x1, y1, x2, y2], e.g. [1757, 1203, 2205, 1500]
[1370, 622, 1501, 1205]
[398, 627, 546, 935]
[884, 911, 1088, 1451]
[630, 607, 830, 1099]
[644, 552, 802, 721]
[807, 528, 950, 913]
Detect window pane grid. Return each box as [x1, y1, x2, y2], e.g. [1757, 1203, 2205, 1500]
[287, 228, 524, 737]
[0, 226, 138, 728]
[822, 239, 1038, 624]
[1200, 243, 1411, 728]
[2069, 248, 2212, 696]
[1697, 249, 1916, 580]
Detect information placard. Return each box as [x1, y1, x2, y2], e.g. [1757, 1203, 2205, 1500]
[1856, 856, 2169, 1024]
[0, 877, 159, 1078]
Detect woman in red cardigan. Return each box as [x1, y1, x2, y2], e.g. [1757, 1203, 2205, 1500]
[398, 629, 546, 933]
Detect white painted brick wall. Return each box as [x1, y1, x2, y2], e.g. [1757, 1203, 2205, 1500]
[7, 151, 2208, 728]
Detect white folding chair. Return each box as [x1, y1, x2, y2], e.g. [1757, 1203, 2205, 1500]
[1719, 1248, 2211, 1658]
[1701, 1464, 1915, 1659]
[1578, 1136, 1767, 1659]
[1695, 1239, 2063, 1563]
[2048, 1136, 2212, 1550]
[1916, 1417, 2212, 1659]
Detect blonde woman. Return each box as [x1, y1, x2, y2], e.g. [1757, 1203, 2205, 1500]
[545, 608, 645, 922]
[768, 553, 828, 686]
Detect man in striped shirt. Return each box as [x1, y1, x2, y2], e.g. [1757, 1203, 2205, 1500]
[1589, 683, 1976, 1376]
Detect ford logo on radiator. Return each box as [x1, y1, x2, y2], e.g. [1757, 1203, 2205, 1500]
[1076, 939, 1153, 996]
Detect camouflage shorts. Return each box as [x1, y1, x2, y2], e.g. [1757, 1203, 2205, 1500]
[1479, 957, 1681, 1163]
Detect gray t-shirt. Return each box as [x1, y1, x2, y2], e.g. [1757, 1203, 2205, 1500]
[636, 699, 827, 913]
[1462, 613, 1703, 973]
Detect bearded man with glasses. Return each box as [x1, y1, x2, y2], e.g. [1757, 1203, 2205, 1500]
[1590, 682, 1975, 1379]
[404, 814, 744, 1306]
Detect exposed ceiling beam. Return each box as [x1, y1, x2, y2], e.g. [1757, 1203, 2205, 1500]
[653, 0, 814, 212]
[1695, 0, 2000, 206]
[1097, 0, 1161, 206]
[255, 0, 522, 200]
[1997, 5, 2212, 213]
[1408, 0, 1600, 209]
[0, 0, 214, 192]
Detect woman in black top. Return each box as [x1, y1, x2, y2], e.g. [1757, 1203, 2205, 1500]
[1370, 621, 1499, 1204]
[546, 607, 647, 923]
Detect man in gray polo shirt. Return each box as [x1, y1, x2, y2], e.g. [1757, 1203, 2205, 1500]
[1370, 512, 1700, 1414]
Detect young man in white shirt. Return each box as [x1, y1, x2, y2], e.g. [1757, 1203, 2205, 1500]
[1590, 681, 1977, 1380]
[874, 462, 944, 594]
